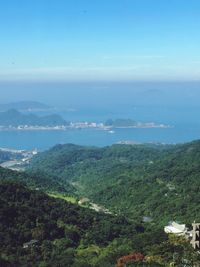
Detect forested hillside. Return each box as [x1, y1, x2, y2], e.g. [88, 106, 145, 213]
[1, 179, 200, 267]
[1, 141, 200, 266]
[0, 179, 164, 267]
[0, 166, 74, 193]
[29, 140, 200, 224]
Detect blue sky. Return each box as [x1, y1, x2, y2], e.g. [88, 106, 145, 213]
[0, 0, 200, 81]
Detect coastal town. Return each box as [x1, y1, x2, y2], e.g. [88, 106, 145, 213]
[0, 147, 37, 171]
[0, 120, 171, 131]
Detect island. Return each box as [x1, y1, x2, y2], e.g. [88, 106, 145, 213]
[0, 110, 171, 131]
[104, 118, 171, 129]
[0, 109, 69, 128]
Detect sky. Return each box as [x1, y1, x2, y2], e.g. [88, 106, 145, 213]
[1, 81, 200, 109]
[0, 0, 200, 81]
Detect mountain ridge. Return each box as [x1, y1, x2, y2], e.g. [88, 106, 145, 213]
[0, 109, 69, 126]
[29, 140, 200, 224]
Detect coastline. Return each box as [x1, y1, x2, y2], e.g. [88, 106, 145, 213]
[0, 123, 172, 131]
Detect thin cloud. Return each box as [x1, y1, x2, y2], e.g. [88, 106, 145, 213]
[0, 64, 200, 82]
[103, 55, 165, 60]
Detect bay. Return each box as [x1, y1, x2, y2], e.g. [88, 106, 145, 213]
[0, 122, 199, 151]
[0, 81, 200, 150]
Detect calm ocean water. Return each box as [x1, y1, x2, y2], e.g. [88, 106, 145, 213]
[0, 126, 199, 151]
[0, 106, 200, 150]
[0, 81, 200, 150]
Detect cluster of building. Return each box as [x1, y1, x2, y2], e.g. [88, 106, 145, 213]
[69, 121, 106, 129]
[164, 221, 200, 250]
[0, 148, 37, 171]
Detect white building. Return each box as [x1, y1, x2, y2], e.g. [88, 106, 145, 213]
[164, 221, 187, 236]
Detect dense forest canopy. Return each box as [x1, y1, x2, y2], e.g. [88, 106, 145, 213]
[1, 140, 200, 266]
[1, 179, 199, 267]
[29, 140, 200, 224]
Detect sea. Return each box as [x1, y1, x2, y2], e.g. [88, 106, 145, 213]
[0, 81, 200, 151]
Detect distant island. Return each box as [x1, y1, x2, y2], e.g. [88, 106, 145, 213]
[0, 109, 69, 128]
[0, 101, 52, 112]
[0, 110, 171, 131]
[104, 118, 171, 129]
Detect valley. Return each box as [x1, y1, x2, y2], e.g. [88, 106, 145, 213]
[1, 140, 200, 266]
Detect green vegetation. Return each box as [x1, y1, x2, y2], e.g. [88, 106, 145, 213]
[0, 166, 75, 194]
[1, 178, 199, 267]
[48, 193, 77, 204]
[29, 140, 200, 224]
[0, 109, 69, 126]
[0, 179, 156, 266]
[2, 140, 200, 266]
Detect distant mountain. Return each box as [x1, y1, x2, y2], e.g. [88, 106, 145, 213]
[0, 109, 69, 126]
[0, 101, 51, 112]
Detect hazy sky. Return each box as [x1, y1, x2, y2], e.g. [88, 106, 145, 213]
[0, 0, 200, 81]
[0, 81, 200, 110]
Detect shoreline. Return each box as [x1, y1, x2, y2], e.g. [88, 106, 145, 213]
[0, 124, 172, 132]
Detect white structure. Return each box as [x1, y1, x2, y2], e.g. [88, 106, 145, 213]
[164, 221, 187, 236]
[191, 223, 200, 250]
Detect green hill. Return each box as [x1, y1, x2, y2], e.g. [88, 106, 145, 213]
[0, 179, 167, 267]
[1, 159, 200, 266]
[0, 109, 69, 126]
[0, 166, 74, 194]
[29, 140, 200, 224]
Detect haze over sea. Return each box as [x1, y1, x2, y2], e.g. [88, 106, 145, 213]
[0, 81, 200, 150]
